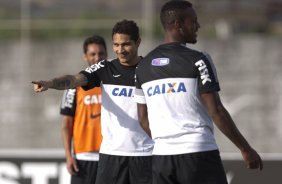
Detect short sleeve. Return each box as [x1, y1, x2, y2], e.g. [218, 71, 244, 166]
[60, 89, 76, 116]
[134, 68, 147, 104]
[194, 53, 220, 93]
[79, 62, 104, 90]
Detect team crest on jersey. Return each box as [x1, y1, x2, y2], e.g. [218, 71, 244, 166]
[147, 82, 187, 97]
[151, 58, 170, 66]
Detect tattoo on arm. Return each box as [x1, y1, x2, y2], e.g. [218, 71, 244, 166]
[51, 75, 76, 90]
[49, 74, 87, 90]
[53, 79, 71, 89]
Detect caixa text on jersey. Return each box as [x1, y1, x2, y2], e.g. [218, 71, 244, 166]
[147, 82, 187, 97]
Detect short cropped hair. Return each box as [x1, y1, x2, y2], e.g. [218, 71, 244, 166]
[160, 0, 193, 29]
[112, 19, 140, 42]
[83, 35, 107, 54]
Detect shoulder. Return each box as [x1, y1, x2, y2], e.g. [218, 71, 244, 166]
[83, 59, 117, 74]
[181, 44, 207, 58]
[105, 58, 117, 63]
[182, 46, 214, 64]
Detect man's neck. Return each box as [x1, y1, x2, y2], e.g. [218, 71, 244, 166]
[120, 56, 141, 67]
[164, 31, 184, 44]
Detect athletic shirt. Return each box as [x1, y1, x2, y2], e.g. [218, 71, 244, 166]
[60, 87, 102, 161]
[135, 42, 220, 155]
[80, 58, 153, 156]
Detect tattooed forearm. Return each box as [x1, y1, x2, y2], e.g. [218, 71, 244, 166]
[32, 74, 86, 92]
[53, 79, 71, 89]
[51, 75, 76, 90]
[48, 74, 87, 90]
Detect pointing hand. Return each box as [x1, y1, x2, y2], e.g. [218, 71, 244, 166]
[32, 80, 51, 93]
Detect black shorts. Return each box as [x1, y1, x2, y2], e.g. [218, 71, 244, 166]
[95, 153, 152, 184]
[152, 150, 228, 184]
[71, 160, 98, 184]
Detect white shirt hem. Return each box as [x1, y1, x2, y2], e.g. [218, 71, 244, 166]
[74, 152, 99, 161]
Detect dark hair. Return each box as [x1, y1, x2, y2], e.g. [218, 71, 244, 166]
[112, 19, 140, 42]
[83, 35, 107, 54]
[160, 0, 192, 29]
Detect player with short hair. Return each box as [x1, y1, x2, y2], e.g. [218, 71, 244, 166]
[32, 19, 153, 184]
[135, 1, 263, 184]
[60, 35, 107, 184]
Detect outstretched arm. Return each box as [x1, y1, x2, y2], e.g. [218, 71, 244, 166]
[201, 92, 263, 170]
[32, 73, 87, 92]
[137, 103, 152, 138]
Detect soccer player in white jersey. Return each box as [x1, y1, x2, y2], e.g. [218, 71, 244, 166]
[32, 20, 153, 184]
[60, 35, 107, 184]
[134, 1, 263, 184]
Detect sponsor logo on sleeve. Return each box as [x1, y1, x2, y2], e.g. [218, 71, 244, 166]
[85, 60, 105, 73]
[151, 58, 170, 66]
[195, 59, 212, 85]
[62, 89, 76, 108]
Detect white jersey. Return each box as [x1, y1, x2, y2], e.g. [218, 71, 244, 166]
[135, 43, 220, 155]
[80, 58, 153, 156]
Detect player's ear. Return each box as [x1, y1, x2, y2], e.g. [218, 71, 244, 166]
[83, 54, 87, 62]
[174, 20, 181, 30]
[136, 38, 141, 47]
